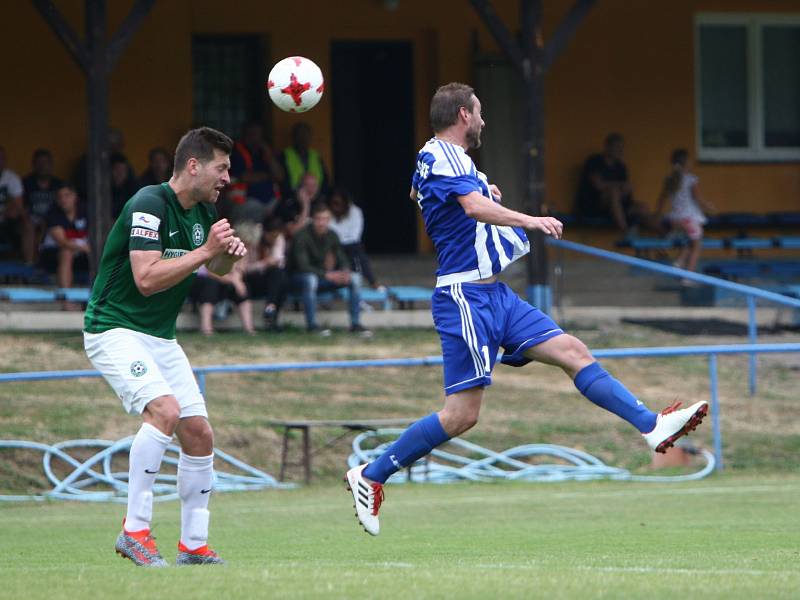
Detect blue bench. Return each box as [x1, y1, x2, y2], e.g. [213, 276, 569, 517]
[389, 286, 433, 309]
[776, 236, 800, 250]
[0, 261, 36, 281]
[0, 287, 57, 303]
[56, 288, 91, 303]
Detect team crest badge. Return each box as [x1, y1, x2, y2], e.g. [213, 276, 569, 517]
[192, 223, 204, 247]
[130, 360, 147, 377]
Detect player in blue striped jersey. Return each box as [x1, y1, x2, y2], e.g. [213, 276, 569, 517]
[346, 83, 708, 536]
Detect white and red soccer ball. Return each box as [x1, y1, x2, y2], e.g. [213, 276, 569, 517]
[267, 56, 324, 113]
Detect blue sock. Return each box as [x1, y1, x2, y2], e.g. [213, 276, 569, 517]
[363, 413, 450, 484]
[574, 362, 658, 433]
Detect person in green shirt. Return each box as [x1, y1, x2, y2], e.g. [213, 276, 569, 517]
[83, 127, 246, 567]
[288, 202, 370, 337]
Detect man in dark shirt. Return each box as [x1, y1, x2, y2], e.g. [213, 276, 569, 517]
[23, 148, 63, 227]
[39, 184, 89, 290]
[288, 202, 369, 336]
[576, 133, 655, 233]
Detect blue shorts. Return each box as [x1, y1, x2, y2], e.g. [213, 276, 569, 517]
[432, 281, 564, 394]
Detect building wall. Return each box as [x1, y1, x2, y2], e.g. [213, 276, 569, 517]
[2, 1, 797, 248]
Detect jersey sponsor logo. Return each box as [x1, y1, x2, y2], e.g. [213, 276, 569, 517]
[192, 223, 204, 247]
[162, 248, 189, 259]
[130, 227, 159, 240]
[131, 212, 161, 231]
[130, 360, 147, 377]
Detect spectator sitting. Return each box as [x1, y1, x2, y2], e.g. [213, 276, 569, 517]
[0, 145, 34, 263]
[137, 146, 172, 188]
[111, 152, 140, 218]
[273, 172, 318, 238]
[656, 149, 715, 281]
[191, 262, 256, 336]
[73, 128, 134, 201]
[280, 122, 329, 198]
[575, 133, 660, 235]
[39, 184, 90, 297]
[288, 201, 370, 337]
[229, 120, 285, 224]
[243, 217, 289, 331]
[23, 148, 63, 235]
[328, 187, 380, 288]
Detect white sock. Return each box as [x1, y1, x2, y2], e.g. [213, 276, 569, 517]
[178, 452, 214, 550]
[125, 423, 172, 532]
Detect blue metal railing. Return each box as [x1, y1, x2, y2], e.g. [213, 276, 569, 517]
[547, 238, 800, 395]
[2, 342, 799, 471]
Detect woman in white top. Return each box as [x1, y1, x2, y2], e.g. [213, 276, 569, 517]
[657, 149, 715, 276]
[328, 188, 379, 287]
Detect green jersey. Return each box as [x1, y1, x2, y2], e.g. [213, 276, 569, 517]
[84, 183, 216, 339]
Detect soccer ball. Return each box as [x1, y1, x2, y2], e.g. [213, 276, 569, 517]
[267, 56, 324, 113]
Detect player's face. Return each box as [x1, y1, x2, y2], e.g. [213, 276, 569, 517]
[195, 149, 231, 203]
[465, 96, 484, 149]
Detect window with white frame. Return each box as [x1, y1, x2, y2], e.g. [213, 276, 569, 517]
[696, 13, 800, 161]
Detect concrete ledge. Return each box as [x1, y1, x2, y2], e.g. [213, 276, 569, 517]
[0, 305, 794, 332]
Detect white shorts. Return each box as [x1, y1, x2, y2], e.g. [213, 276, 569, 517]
[83, 328, 207, 418]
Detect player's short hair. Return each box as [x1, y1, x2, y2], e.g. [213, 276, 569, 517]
[430, 82, 476, 133]
[173, 127, 233, 173]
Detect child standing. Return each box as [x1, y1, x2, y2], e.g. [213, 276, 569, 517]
[657, 149, 715, 279]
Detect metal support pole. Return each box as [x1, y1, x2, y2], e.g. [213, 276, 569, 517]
[196, 372, 206, 395]
[708, 354, 723, 470]
[747, 295, 757, 396]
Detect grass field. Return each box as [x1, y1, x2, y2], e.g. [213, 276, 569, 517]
[1, 474, 799, 599]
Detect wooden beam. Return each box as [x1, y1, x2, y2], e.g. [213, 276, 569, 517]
[85, 0, 111, 277]
[468, 0, 525, 70]
[30, 0, 90, 72]
[543, 0, 596, 72]
[106, 0, 156, 72]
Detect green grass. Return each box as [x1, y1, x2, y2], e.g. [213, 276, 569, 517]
[1, 474, 798, 599]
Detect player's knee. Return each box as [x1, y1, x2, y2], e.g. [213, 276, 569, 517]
[441, 406, 479, 436]
[561, 335, 594, 370]
[144, 396, 181, 435]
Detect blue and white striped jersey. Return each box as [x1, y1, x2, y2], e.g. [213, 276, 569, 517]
[411, 138, 530, 287]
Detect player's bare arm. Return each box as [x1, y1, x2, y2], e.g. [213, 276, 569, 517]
[130, 218, 235, 296]
[207, 233, 248, 276]
[457, 191, 563, 239]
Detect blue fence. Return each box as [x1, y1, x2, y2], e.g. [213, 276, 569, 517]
[2, 342, 799, 471]
[547, 238, 800, 395]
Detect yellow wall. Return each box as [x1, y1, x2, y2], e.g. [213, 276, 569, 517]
[2, 0, 798, 236]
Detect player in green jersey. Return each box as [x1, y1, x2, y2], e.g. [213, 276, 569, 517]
[84, 127, 245, 567]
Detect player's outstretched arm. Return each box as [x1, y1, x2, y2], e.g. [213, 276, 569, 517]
[457, 191, 563, 238]
[130, 219, 235, 296]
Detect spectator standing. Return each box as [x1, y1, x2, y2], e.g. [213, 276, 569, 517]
[0, 145, 34, 263]
[328, 187, 380, 288]
[39, 184, 90, 293]
[111, 152, 140, 218]
[229, 121, 285, 223]
[23, 148, 63, 230]
[576, 133, 659, 235]
[288, 202, 370, 336]
[137, 147, 172, 188]
[656, 149, 715, 279]
[280, 122, 329, 198]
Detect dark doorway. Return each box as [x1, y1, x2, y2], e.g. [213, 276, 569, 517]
[331, 41, 417, 254]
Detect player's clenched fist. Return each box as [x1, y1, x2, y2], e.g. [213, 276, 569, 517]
[204, 219, 235, 256]
[526, 216, 563, 239]
[226, 236, 248, 259]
